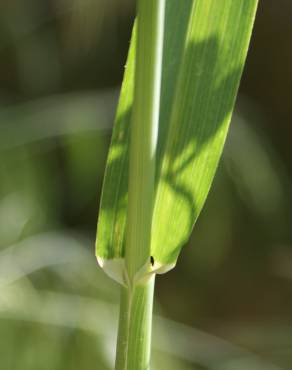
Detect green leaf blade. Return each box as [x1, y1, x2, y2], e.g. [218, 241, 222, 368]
[96, 0, 259, 279]
[152, 0, 259, 264]
[95, 26, 136, 263]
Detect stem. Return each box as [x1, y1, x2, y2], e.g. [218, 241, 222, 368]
[115, 1, 165, 369]
[115, 276, 155, 370]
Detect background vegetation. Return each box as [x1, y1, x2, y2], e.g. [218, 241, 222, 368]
[0, 1, 291, 369]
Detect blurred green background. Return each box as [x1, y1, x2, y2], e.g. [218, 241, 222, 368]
[0, 1, 291, 369]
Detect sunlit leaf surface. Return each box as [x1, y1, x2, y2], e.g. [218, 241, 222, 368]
[96, 0, 259, 273]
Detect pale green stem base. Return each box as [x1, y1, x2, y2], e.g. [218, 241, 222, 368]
[115, 275, 155, 370]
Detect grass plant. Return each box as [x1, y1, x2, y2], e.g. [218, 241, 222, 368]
[96, 1, 259, 369]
